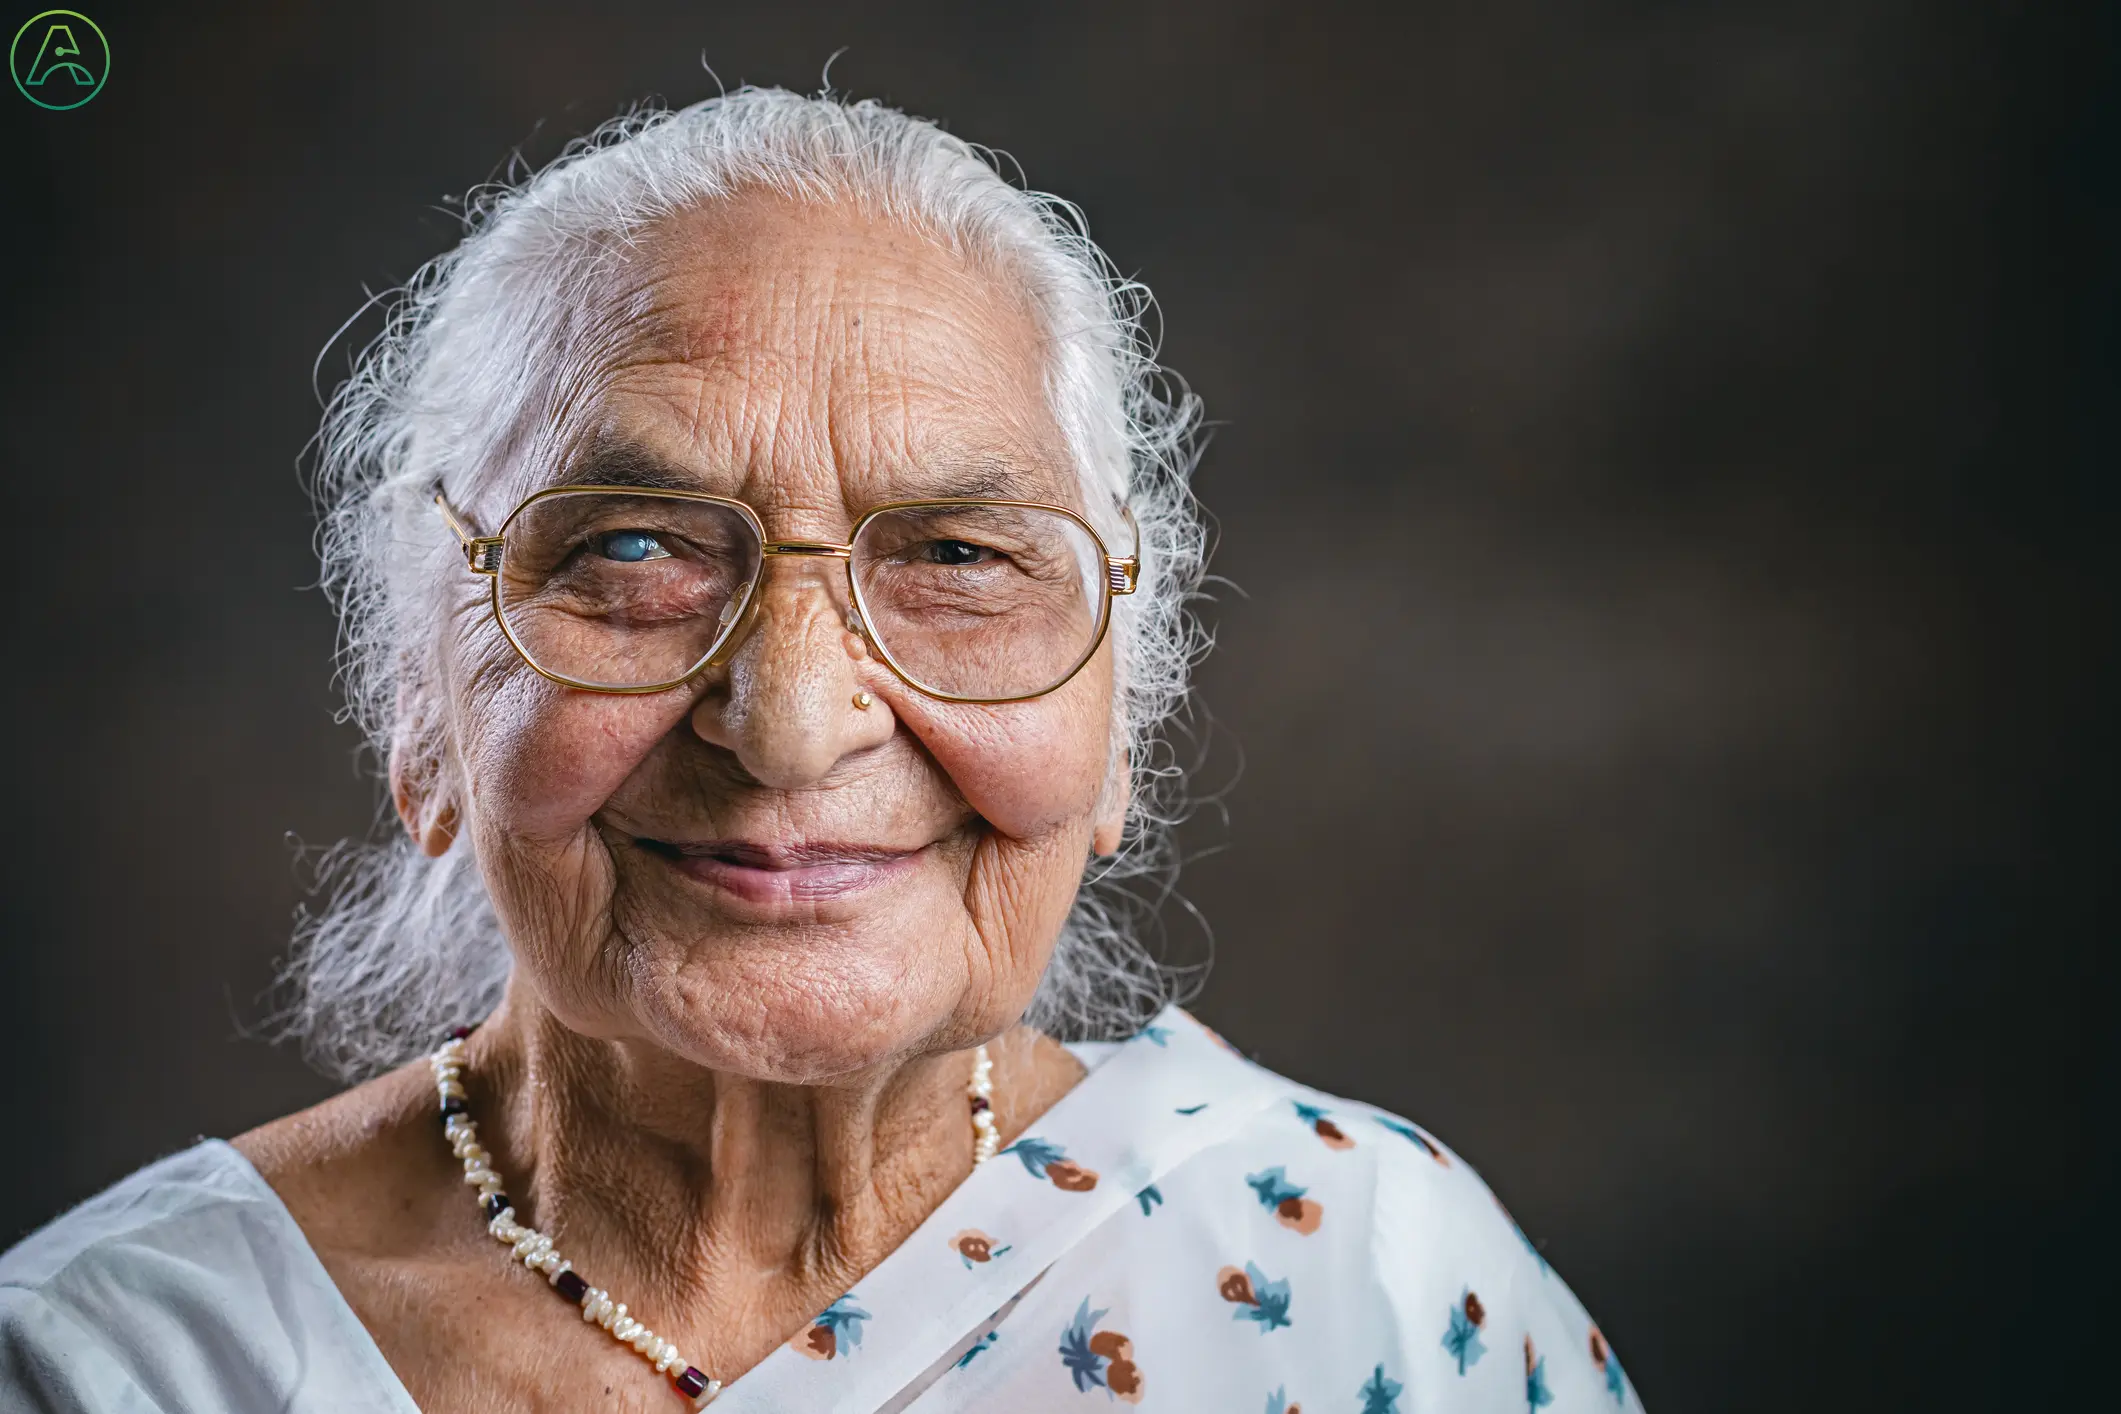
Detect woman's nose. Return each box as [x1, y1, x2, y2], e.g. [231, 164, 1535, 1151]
[687, 562, 890, 788]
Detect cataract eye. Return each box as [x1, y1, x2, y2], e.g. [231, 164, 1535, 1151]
[595, 530, 670, 563]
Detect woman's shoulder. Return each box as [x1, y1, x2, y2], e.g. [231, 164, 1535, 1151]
[1, 1140, 283, 1295]
[0, 1140, 417, 1412]
[1159, 1028, 1547, 1264]
[1114, 1011, 1646, 1410]
[1141, 1010, 1542, 1240]
[0, 1074, 449, 1413]
[227, 1055, 452, 1263]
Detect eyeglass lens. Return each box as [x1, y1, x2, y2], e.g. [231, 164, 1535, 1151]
[492, 492, 1109, 699]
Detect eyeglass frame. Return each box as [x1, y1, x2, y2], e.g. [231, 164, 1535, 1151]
[432, 483, 1141, 705]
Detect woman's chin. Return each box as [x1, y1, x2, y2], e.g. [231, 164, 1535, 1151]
[633, 941, 974, 1083]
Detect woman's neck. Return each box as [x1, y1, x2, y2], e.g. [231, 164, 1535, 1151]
[462, 992, 1083, 1327]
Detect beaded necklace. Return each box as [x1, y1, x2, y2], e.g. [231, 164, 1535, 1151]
[428, 1027, 999, 1408]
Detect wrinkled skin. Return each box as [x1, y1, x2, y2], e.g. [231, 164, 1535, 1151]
[237, 191, 1125, 1410]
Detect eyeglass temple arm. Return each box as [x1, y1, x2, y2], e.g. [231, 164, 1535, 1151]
[433, 491, 506, 575]
[1106, 502, 1140, 595]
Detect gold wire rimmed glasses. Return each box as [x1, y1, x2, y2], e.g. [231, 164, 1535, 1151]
[433, 484, 1139, 704]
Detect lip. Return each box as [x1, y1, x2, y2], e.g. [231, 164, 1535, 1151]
[637, 837, 925, 904]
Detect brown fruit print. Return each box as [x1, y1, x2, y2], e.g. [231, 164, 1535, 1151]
[1295, 1102, 1356, 1151]
[1090, 1330, 1143, 1404]
[1463, 1291, 1486, 1327]
[1589, 1327, 1609, 1367]
[1275, 1195, 1324, 1234]
[1524, 1333, 1537, 1375]
[1217, 1264, 1259, 1305]
[1047, 1160, 1099, 1192]
[798, 1324, 835, 1360]
[949, 1229, 996, 1263]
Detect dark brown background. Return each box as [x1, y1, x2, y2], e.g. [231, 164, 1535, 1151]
[2, 3, 2112, 1410]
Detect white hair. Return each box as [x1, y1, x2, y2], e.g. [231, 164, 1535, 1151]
[283, 86, 1209, 1083]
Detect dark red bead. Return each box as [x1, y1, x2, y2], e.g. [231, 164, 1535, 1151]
[554, 1269, 588, 1303]
[439, 1097, 467, 1117]
[449, 1025, 475, 1040]
[483, 1193, 510, 1221]
[674, 1366, 709, 1398]
[969, 1096, 991, 1113]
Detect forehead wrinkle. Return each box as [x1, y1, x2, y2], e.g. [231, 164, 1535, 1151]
[539, 200, 1073, 528]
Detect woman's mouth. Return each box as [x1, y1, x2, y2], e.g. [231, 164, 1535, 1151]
[635, 837, 925, 903]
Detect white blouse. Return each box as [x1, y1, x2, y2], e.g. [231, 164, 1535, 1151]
[0, 1007, 1644, 1412]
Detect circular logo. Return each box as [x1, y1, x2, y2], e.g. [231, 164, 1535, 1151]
[11, 10, 107, 110]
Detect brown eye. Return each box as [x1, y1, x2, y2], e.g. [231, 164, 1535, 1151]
[921, 538, 995, 566]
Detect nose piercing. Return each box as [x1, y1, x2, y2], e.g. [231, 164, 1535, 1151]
[852, 691, 874, 711]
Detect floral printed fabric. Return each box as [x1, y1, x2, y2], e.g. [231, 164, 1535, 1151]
[713, 1007, 1646, 1413]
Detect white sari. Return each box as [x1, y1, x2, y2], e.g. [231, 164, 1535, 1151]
[0, 1007, 1644, 1413]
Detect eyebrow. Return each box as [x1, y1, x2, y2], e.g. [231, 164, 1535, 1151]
[890, 458, 1059, 502]
[554, 440, 710, 493]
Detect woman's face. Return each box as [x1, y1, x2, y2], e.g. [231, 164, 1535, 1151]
[409, 194, 1126, 1082]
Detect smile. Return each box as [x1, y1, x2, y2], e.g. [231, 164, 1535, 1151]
[635, 837, 926, 903]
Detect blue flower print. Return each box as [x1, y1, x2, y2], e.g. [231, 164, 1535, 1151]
[1001, 1136, 1100, 1192]
[1264, 1386, 1301, 1414]
[1524, 1335, 1554, 1410]
[792, 1294, 870, 1361]
[1138, 1024, 1171, 1046]
[1058, 1298, 1144, 1402]
[1060, 1301, 1107, 1391]
[1590, 1326, 1628, 1404]
[1358, 1364, 1403, 1414]
[1136, 1184, 1164, 1216]
[1216, 1261, 1293, 1332]
[1245, 1166, 1323, 1234]
[1292, 1100, 1355, 1150]
[1441, 1288, 1487, 1374]
[1175, 1102, 1210, 1115]
[1375, 1116, 1450, 1166]
[955, 1330, 998, 1368]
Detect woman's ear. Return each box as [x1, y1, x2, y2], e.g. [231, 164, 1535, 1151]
[390, 749, 459, 859]
[1091, 748, 1131, 856]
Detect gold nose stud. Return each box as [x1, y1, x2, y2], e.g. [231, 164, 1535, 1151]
[852, 691, 874, 711]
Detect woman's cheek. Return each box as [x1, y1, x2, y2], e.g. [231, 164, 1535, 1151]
[908, 686, 1111, 843]
[461, 675, 683, 840]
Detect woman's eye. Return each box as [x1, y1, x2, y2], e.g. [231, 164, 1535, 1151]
[921, 538, 996, 566]
[593, 530, 671, 563]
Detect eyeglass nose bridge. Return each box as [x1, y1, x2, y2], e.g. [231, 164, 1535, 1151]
[700, 539, 867, 670]
[758, 539, 854, 559]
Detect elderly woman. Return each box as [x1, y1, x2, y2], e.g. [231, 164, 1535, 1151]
[1, 90, 1643, 1413]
